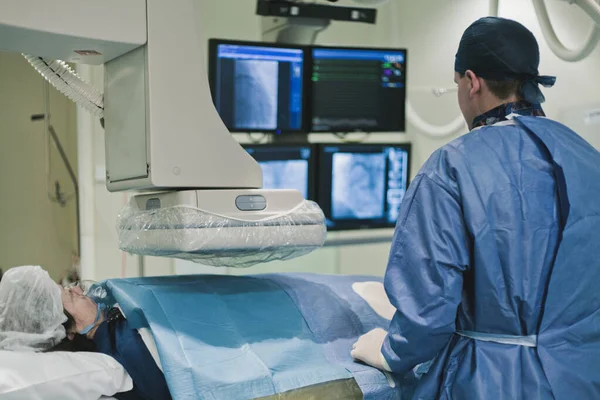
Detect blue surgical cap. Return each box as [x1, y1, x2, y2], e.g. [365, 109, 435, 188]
[455, 17, 556, 103]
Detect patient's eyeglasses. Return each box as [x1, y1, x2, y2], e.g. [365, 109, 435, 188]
[64, 280, 94, 295]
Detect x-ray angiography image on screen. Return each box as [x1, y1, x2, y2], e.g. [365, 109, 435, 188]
[260, 160, 309, 199]
[318, 144, 410, 230]
[332, 153, 386, 220]
[234, 60, 279, 130]
[211, 41, 305, 132]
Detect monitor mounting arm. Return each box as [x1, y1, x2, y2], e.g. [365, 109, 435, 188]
[257, 0, 377, 45]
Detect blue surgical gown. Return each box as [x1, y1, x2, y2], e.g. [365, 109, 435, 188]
[93, 316, 172, 400]
[382, 116, 600, 399]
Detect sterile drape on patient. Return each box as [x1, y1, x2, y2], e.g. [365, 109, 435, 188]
[99, 274, 421, 400]
[381, 116, 600, 399]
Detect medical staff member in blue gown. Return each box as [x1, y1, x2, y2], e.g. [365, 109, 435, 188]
[351, 16, 600, 399]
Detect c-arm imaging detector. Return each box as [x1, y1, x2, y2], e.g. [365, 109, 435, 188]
[0, 0, 326, 265]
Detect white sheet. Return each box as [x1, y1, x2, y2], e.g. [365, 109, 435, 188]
[114, 304, 164, 372]
[137, 327, 163, 372]
[352, 281, 396, 320]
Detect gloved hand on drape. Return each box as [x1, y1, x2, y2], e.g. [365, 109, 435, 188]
[351, 328, 391, 372]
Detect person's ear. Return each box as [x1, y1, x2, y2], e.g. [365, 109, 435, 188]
[67, 331, 75, 340]
[464, 70, 481, 98]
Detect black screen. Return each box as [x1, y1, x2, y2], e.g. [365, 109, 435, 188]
[310, 47, 407, 133]
[318, 144, 411, 230]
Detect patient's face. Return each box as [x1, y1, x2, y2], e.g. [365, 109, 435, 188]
[61, 285, 98, 334]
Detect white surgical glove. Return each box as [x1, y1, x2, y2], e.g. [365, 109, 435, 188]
[351, 328, 392, 372]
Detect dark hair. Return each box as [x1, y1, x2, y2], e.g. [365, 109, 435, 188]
[485, 79, 523, 100]
[45, 310, 97, 353]
[460, 73, 523, 101]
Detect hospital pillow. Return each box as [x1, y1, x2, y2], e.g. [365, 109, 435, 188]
[0, 350, 133, 400]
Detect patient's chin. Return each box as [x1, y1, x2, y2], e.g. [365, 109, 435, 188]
[352, 281, 396, 321]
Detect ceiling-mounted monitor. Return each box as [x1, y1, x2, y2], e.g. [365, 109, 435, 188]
[208, 39, 308, 134]
[309, 46, 407, 133]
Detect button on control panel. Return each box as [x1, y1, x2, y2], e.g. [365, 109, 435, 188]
[235, 195, 267, 211]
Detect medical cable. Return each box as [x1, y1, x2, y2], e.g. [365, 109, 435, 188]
[532, 0, 600, 62]
[23, 55, 104, 117]
[333, 132, 372, 143]
[247, 132, 268, 144]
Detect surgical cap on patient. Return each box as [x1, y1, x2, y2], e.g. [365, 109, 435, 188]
[455, 17, 556, 103]
[0, 266, 67, 351]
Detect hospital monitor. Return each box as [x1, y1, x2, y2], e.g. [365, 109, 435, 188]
[209, 39, 306, 133]
[310, 46, 407, 133]
[318, 143, 411, 230]
[243, 144, 316, 201]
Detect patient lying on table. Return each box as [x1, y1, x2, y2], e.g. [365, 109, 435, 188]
[0, 265, 171, 400]
[0, 265, 417, 400]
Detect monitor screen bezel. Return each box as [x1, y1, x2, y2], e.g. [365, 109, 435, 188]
[307, 44, 408, 134]
[316, 142, 412, 231]
[208, 38, 311, 134]
[241, 143, 318, 201]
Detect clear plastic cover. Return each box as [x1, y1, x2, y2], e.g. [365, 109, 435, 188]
[116, 200, 327, 268]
